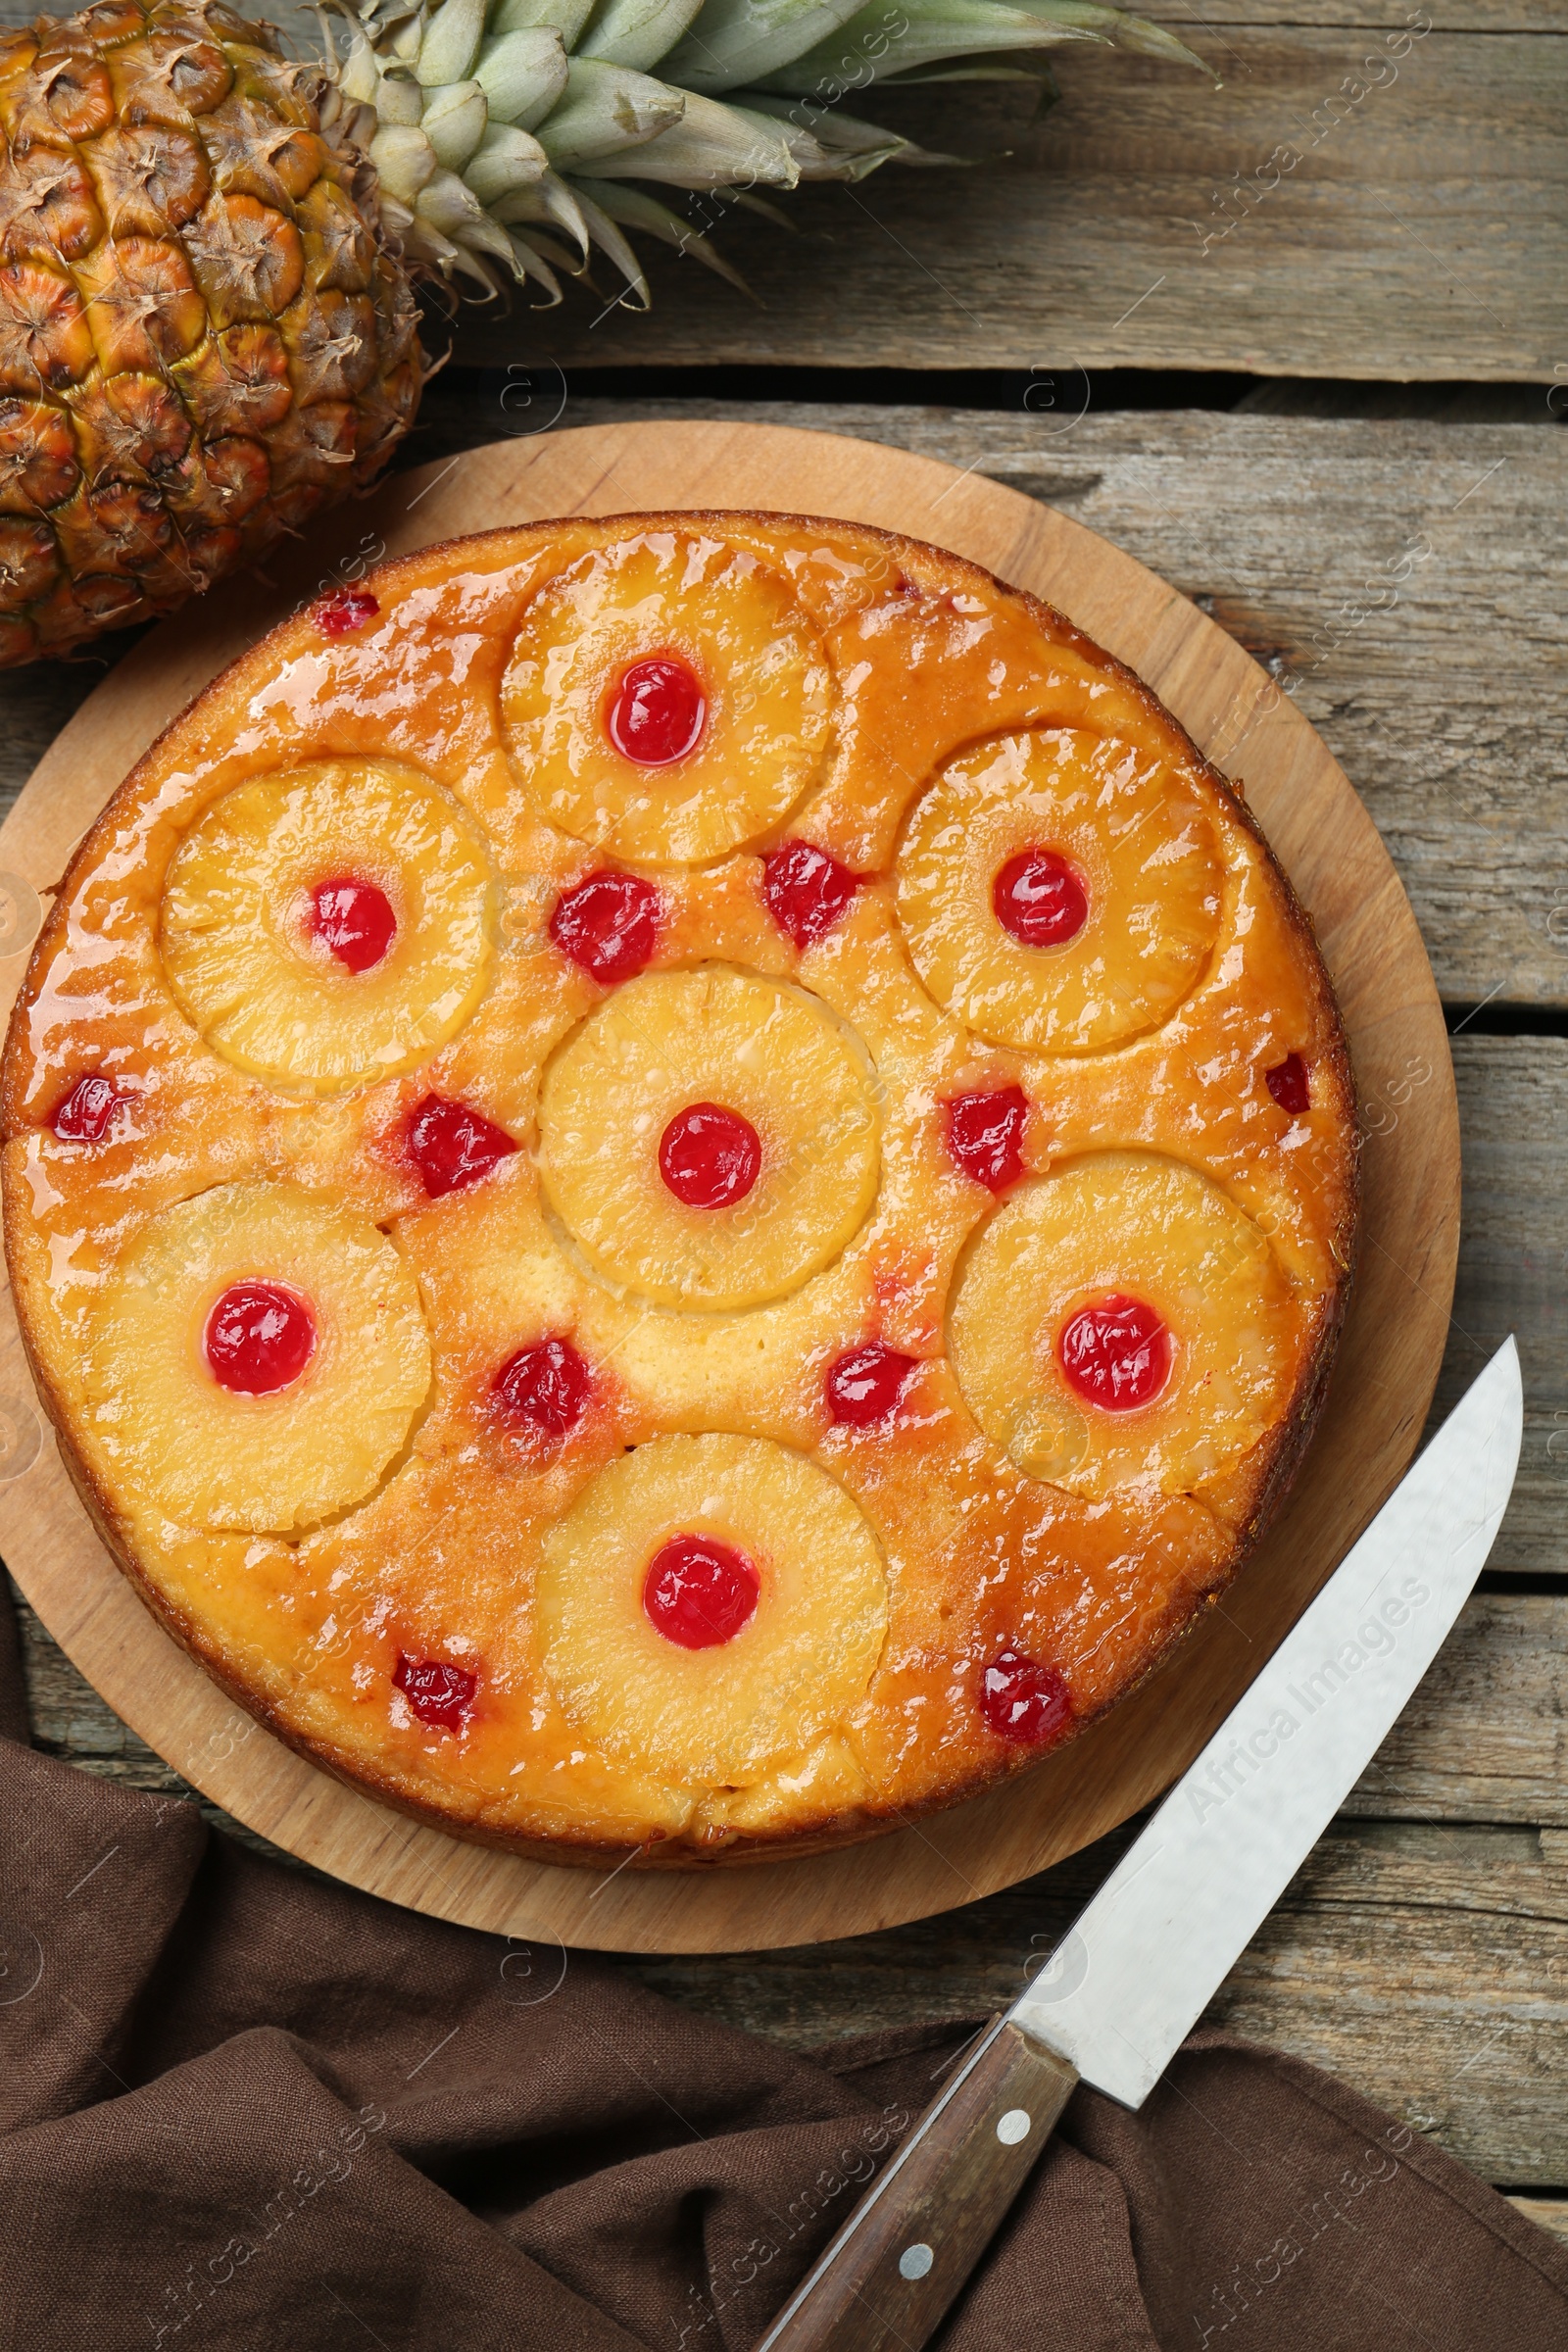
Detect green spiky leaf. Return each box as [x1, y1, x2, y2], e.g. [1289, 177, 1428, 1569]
[337, 0, 1206, 305]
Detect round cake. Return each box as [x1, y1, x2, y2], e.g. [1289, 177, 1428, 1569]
[0, 510, 1358, 1864]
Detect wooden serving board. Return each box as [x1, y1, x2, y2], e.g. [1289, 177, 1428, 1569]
[0, 422, 1459, 1956]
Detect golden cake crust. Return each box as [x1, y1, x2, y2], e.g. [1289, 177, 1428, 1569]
[1, 509, 1358, 1866]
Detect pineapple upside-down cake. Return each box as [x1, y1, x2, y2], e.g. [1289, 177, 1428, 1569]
[1, 511, 1358, 1864]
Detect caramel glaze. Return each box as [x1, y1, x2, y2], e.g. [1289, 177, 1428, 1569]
[1, 512, 1357, 1865]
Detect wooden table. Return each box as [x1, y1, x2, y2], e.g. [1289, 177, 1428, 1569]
[4, 0, 1565, 2261]
[10, 389, 1564, 2234]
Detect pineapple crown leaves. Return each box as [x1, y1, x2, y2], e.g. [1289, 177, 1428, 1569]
[317, 0, 1204, 307]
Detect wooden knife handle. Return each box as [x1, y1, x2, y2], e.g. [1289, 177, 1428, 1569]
[754, 2016, 1078, 2352]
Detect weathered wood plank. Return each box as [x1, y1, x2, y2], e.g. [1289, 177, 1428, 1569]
[1164, 0, 1564, 24]
[531, 404, 1564, 1011]
[1, 0, 1559, 380]
[15, 1587, 1568, 2189]
[441, 29, 1564, 382]
[954, 420, 1566, 1017]
[17, 1592, 1568, 2185]
[1203, 1824, 1568, 2187]
[1509, 2196, 1568, 2246]
[7, 406, 1565, 1015]
[621, 1821, 1568, 2186]
[24, 1551, 1568, 2184]
[1343, 1597, 1568, 1825]
[1440, 1039, 1568, 1576]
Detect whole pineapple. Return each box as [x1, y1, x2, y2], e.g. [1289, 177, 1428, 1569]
[0, 0, 422, 662]
[0, 0, 1199, 665]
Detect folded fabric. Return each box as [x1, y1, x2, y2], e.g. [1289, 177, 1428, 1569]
[1, 1584, 1563, 2351]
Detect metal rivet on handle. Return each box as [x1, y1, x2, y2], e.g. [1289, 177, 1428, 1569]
[898, 2244, 934, 2281]
[997, 2109, 1032, 2145]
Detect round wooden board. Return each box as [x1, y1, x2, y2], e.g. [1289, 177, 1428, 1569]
[0, 421, 1459, 1956]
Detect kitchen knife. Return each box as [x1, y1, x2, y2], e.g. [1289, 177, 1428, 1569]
[756, 1335, 1524, 2352]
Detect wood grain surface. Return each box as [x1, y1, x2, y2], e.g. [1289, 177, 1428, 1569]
[433, 16, 1566, 383]
[12, 405, 1564, 1009]
[630, 1821, 1568, 2188]
[3, 0, 1556, 383]
[15, 1579, 1565, 2191]
[0, 417, 1457, 1955]
[519, 407, 1561, 1013]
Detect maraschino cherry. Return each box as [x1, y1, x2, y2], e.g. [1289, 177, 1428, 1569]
[762, 840, 860, 950]
[659, 1102, 761, 1209]
[1265, 1053, 1310, 1116]
[316, 588, 378, 635]
[643, 1535, 760, 1649]
[607, 656, 707, 764]
[50, 1072, 127, 1143]
[408, 1095, 517, 1199]
[493, 1337, 591, 1440]
[204, 1282, 316, 1396]
[978, 1649, 1073, 1745]
[394, 1651, 477, 1731]
[311, 875, 396, 973]
[550, 869, 662, 982]
[946, 1087, 1029, 1193]
[1058, 1295, 1171, 1411]
[993, 849, 1088, 948]
[826, 1342, 917, 1428]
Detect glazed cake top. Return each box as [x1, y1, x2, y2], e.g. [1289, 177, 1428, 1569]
[1, 512, 1356, 1860]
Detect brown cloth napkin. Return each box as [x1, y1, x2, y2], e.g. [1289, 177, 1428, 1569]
[2, 1587, 1564, 2352]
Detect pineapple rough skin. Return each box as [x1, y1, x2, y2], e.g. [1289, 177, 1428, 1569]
[0, 0, 420, 664]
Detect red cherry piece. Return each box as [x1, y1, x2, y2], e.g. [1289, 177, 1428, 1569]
[550, 869, 662, 983]
[606, 656, 706, 765]
[946, 1087, 1029, 1193]
[203, 1281, 316, 1396]
[1265, 1052, 1310, 1116]
[316, 588, 379, 635]
[408, 1094, 517, 1199]
[978, 1649, 1073, 1746]
[761, 840, 860, 951]
[659, 1102, 760, 1210]
[1058, 1294, 1171, 1412]
[826, 1341, 917, 1428]
[50, 1072, 126, 1143]
[643, 1534, 760, 1650]
[394, 1651, 476, 1732]
[993, 848, 1088, 949]
[311, 875, 397, 973]
[494, 1337, 591, 1439]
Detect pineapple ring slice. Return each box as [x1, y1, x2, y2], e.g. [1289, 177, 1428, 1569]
[536, 1433, 888, 1785]
[949, 1151, 1298, 1500]
[500, 530, 835, 864]
[538, 965, 880, 1311]
[82, 1181, 432, 1536]
[897, 728, 1223, 1054]
[160, 759, 496, 1096]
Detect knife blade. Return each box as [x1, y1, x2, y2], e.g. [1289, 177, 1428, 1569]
[755, 1336, 1524, 2352]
